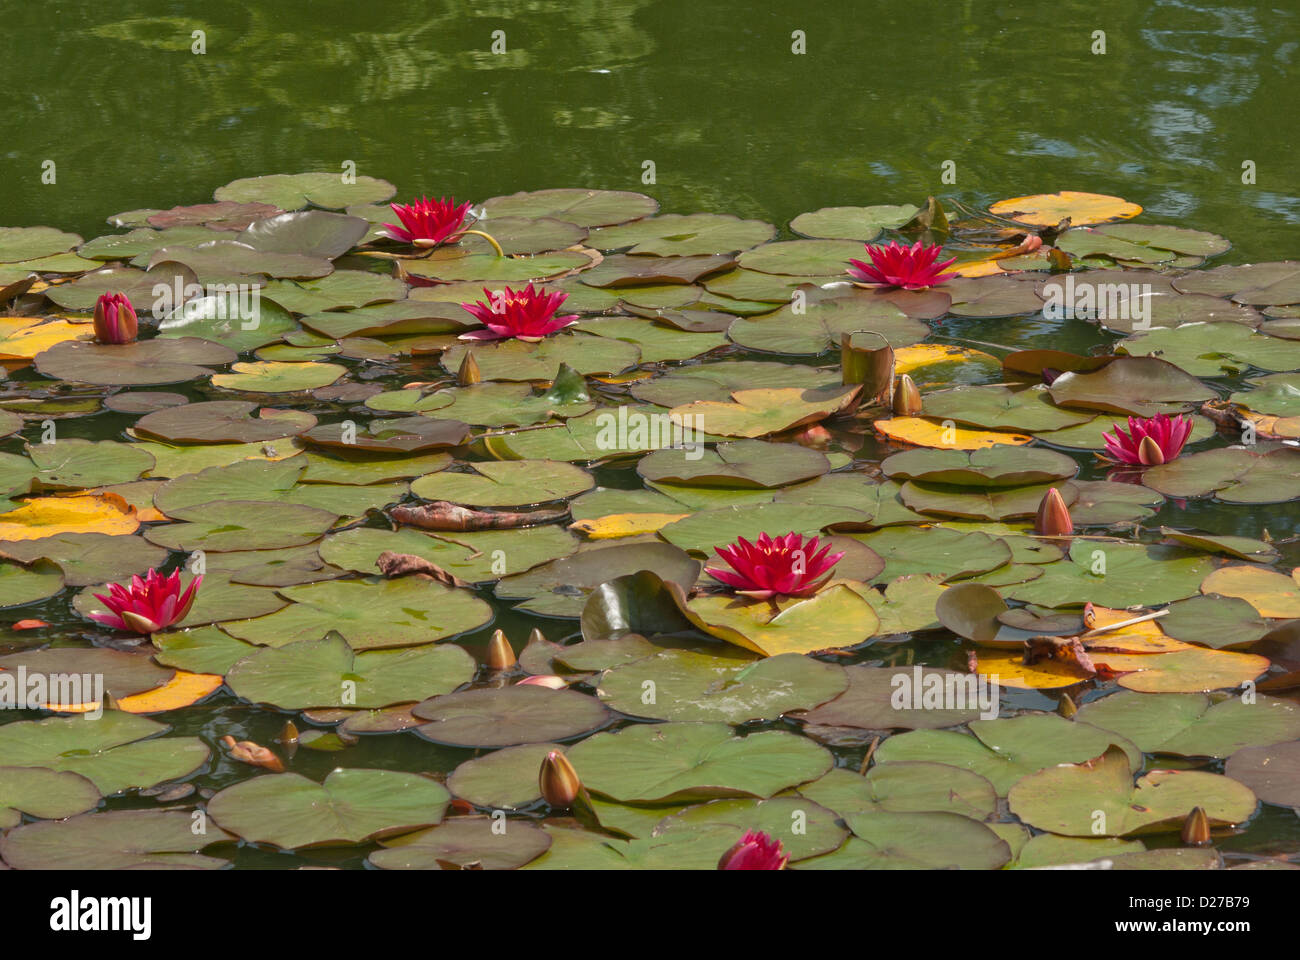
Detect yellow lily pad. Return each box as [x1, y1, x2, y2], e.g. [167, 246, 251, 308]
[0, 492, 139, 542]
[1201, 565, 1300, 618]
[873, 417, 1033, 449]
[988, 191, 1143, 227]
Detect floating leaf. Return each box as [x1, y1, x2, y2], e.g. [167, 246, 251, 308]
[227, 634, 475, 709]
[1008, 746, 1256, 836]
[0, 809, 229, 870]
[208, 768, 448, 848]
[413, 687, 612, 748]
[565, 722, 831, 803]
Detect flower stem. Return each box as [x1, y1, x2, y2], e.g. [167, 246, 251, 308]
[454, 229, 504, 257]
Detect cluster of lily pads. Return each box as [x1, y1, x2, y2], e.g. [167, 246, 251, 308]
[0, 176, 1298, 870]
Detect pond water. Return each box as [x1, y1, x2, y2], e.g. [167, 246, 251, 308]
[1, 1, 1299, 870]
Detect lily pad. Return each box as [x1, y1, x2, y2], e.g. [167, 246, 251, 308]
[1075, 690, 1300, 758]
[0, 711, 209, 795]
[413, 686, 612, 748]
[226, 634, 475, 709]
[598, 650, 847, 723]
[0, 767, 101, 829]
[208, 768, 448, 848]
[564, 722, 831, 803]
[221, 577, 492, 649]
[371, 816, 551, 870]
[0, 809, 229, 870]
[874, 714, 1140, 795]
[1008, 746, 1256, 836]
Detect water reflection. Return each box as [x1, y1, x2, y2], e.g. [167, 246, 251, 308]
[5, 0, 1296, 260]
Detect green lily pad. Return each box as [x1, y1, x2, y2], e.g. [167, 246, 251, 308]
[221, 577, 492, 649]
[0, 533, 166, 587]
[565, 722, 831, 803]
[1006, 542, 1216, 608]
[0, 809, 230, 870]
[1121, 323, 1300, 376]
[798, 764, 997, 821]
[0, 558, 65, 608]
[1075, 690, 1300, 759]
[134, 401, 316, 444]
[215, 172, 396, 211]
[727, 295, 927, 355]
[321, 525, 576, 583]
[143, 500, 338, 552]
[413, 686, 612, 748]
[1159, 528, 1279, 562]
[0, 647, 172, 698]
[1173, 261, 1300, 306]
[1048, 356, 1215, 417]
[1008, 745, 1256, 836]
[921, 384, 1093, 432]
[0, 767, 101, 829]
[873, 714, 1140, 795]
[481, 188, 657, 227]
[497, 540, 699, 617]
[589, 213, 775, 254]
[795, 811, 1011, 869]
[27, 439, 155, 490]
[794, 665, 986, 731]
[1160, 595, 1273, 649]
[848, 527, 1013, 582]
[209, 767, 448, 848]
[1141, 447, 1300, 503]
[1224, 740, 1300, 809]
[302, 416, 470, 454]
[34, 338, 238, 387]
[638, 439, 829, 488]
[152, 625, 261, 675]
[226, 634, 475, 709]
[446, 742, 563, 810]
[0, 226, 82, 262]
[597, 650, 847, 723]
[440, 333, 640, 381]
[411, 459, 592, 506]
[789, 205, 919, 241]
[657, 502, 870, 553]
[0, 712, 209, 795]
[881, 446, 1079, 487]
[370, 816, 551, 870]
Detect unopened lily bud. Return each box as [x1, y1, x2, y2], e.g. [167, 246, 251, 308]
[1057, 692, 1077, 718]
[527, 627, 547, 645]
[539, 750, 581, 807]
[1034, 487, 1073, 537]
[485, 628, 516, 669]
[517, 674, 567, 690]
[893, 374, 922, 416]
[457, 351, 481, 385]
[1182, 806, 1211, 846]
[92, 291, 138, 345]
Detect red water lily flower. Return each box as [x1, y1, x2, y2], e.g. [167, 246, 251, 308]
[459, 284, 578, 342]
[1101, 413, 1193, 465]
[847, 240, 957, 289]
[705, 531, 844, 601]
[92, 292, 138, 344]
[384, 195, 473, 247]
[89, 568, 202, 635]
[718, 830, 788, 870]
